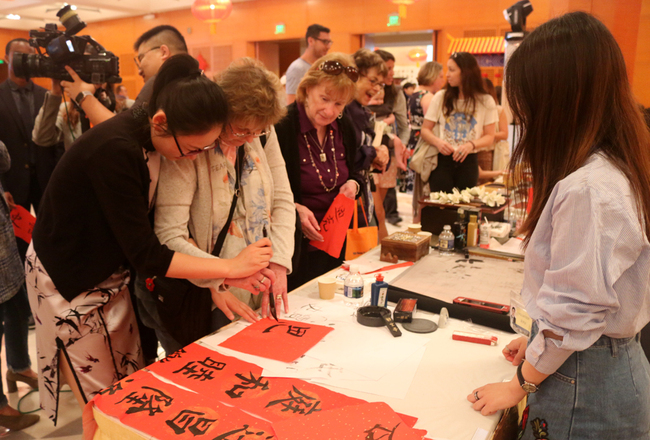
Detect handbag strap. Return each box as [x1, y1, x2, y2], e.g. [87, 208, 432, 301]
[352, 197, 370, 232]
[212, 146, 245, 257]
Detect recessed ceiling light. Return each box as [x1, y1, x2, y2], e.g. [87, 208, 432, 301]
[71, 5, 77, 10]
[6, 14, 21, 20]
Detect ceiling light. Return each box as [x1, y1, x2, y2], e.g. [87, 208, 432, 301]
[6, 14, 21, 20]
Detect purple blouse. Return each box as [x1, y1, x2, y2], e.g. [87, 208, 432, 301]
[297, 102, 349, 223]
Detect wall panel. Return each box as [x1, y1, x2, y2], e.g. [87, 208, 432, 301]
[0, 0, 646, 103]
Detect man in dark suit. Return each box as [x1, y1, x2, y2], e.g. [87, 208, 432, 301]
[0, 38, 58, 260]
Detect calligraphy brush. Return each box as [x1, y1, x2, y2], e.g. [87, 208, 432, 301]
[263, 226, 279, 321]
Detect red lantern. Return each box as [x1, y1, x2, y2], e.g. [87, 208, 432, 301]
[191, 0, 232, 23]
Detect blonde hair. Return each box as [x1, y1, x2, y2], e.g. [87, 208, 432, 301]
[296, 52, 357, 105]
[214, 58, 287, 127]
[417, 61, 443, 86]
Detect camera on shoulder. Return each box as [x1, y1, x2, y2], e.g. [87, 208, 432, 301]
[13, 5, 121, 85]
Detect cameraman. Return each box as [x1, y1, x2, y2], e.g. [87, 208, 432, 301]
[60, 25, 188, 126]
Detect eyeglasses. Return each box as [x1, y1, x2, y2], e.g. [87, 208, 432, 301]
[314, 37, 333, 46]
[134, 46, 161, 68]
[318, 60, 359, 82]
[173, 134, 219, 158]
[360, 73, 385, 89]
[229, 124, 271, 138]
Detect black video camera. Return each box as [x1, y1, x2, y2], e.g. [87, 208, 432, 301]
[13, 5, 121, 84]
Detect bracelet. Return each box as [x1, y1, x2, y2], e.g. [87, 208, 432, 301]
[347, 179, 360, 195]
[468, 140, 477, 152]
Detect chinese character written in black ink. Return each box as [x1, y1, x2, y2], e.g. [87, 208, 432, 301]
[99, 379, 133, 396]
[166, 409, 216, 435]
[159, 348, 187, 364]
[265, 386, 322, 415]
[364, 423, 400, 440]
[225, 372, 269, 399]
[172, 357, 226, 381]
[212, 424, 274, 440]
[117, 386, 173, 415]
[262, 324, 309, 337]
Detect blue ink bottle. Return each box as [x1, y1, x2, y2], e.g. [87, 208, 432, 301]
[370, 274, 389, 307]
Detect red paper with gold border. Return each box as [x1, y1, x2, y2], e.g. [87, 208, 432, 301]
[218, 318, 334, 363]
[272, 401, 427, 440]
[92, 369, 276, 439]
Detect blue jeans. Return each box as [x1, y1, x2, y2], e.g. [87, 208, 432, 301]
[522, 329, 650, 439]
[0, 286, 33, 408]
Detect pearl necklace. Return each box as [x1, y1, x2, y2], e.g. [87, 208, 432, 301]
[303, 129, 339, 192]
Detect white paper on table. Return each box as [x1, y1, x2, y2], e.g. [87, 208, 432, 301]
[311, 346, 426, 400]
[279, 294, 431, 381]
[305, 319, 429, 380]
[471, 428, 490, 440]
[487, 236, 525, 256]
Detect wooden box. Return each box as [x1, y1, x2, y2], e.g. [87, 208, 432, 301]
[380, 232, 430, 263]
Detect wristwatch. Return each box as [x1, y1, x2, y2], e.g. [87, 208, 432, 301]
[516, 362, 539, 393]
[74, 90, 93, 107]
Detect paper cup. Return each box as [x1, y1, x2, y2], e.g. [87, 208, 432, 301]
[317, 276, 337, 300]
[407, 223, 422, 234]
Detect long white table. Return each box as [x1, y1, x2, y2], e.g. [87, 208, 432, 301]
[88, 247, 522, 440]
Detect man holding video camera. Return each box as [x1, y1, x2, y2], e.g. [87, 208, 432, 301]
[0, 39, 58, 254]
[60, 25, 188, 126]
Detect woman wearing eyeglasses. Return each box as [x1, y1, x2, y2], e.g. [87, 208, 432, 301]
[420, 52, 497, 193]
[150, 58, 294, 353]
[275, 53, 370, 291]
[24, 54, 274, 423]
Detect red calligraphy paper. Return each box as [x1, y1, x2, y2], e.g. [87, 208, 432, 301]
[219, 318, 334, 363]
[147, 343, 263, 396]
[310, 193, 355, 258]
[395, 412, 419, 428]
[272, 401, 427, 440]
[222, 376, 366, 423]
[10, 205, 35, 243]
[91, 369, 276, 440]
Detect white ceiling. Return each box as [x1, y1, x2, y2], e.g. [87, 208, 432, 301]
[0, 0, 253, 32]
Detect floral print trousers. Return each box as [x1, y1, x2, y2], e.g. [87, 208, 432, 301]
[25, 244, 142, 425]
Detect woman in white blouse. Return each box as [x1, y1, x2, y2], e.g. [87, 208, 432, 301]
[469, 12, 650, 439]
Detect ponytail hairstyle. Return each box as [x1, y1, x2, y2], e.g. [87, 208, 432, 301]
[507, 11, 650, 243]
[443, 52, 486, 120]
[148, 53, 228, 135]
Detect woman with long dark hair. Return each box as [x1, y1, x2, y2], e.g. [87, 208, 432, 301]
[25, 54, 273, 424]
[469, 12, 650, 438]
[419, 52, 497, 192]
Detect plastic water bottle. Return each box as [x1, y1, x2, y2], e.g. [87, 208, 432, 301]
[344, 265, 364, 307]
[439, 225, 455, 256]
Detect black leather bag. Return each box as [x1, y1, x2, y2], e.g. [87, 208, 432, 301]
[144, 147, 245, 347]
[146, 276, 214, 347]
